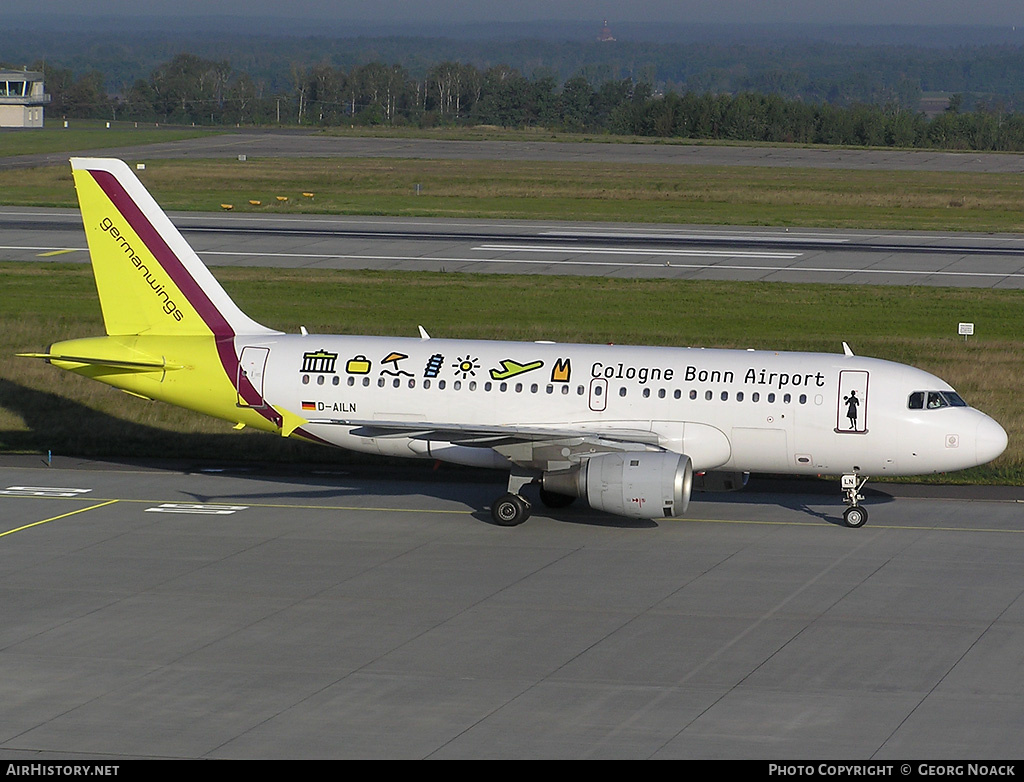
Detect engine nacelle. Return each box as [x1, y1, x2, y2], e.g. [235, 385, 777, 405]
[542, 451, 692, 519]
[693, 471, 749, 493]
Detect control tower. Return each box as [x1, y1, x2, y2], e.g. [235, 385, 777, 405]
[0, 70, 50, 128]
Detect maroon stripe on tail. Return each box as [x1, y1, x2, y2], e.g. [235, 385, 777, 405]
[91, 169, 234, 338]
[90, 168, 282, 427]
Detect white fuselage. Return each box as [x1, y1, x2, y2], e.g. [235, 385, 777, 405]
[237, 335, 1007, 477]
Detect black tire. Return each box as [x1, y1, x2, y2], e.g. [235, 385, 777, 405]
[843, 506, 868, 528]
[539, 487, 576, 509]
[491, 493, 531, 526]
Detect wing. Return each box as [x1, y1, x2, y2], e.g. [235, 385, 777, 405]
[304, 416, 666, 472]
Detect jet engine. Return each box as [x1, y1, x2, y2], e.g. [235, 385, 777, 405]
[542, 452, 692, 519]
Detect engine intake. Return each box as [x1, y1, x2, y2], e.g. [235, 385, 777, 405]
[542, 451, 692, 519]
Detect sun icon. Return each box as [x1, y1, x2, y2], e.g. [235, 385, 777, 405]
[452, 355, 479, 379]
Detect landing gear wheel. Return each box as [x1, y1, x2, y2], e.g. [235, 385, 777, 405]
[539, 488, 576, 509]
[491, 493, 532, 526]
[843, 505, 868, 528]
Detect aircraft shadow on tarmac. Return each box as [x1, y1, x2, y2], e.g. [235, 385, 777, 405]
[1, 378, 892, 529]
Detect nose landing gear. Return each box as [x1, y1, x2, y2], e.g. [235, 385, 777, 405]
[841, 473, 869, 528]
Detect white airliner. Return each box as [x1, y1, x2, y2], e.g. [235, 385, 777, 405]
[21, 158, 1008, 527]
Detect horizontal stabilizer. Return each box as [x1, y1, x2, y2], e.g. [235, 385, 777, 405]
[17, 352, 182, 371]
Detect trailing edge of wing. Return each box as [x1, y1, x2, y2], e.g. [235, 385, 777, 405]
[305, 418, 661, 447]
[17, 352, 183, 371]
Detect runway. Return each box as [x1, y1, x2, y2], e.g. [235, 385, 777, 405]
[1, 456, 1023, 759]
[6, 207, 1024, 287]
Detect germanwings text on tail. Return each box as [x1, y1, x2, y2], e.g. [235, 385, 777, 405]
[20, 158, 1008, 527]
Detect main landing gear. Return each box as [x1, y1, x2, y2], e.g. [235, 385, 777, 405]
[492, 492, 531, 526]
[841, 473, 869, 528]
[490, 470, 578, 526]
[491, 469, 535, 526]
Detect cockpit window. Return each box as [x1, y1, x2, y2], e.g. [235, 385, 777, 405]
[909, 391, 968, 410]
[943, 391, 967, 407]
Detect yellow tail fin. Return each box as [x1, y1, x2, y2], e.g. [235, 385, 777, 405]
[71, 158, 278, 338]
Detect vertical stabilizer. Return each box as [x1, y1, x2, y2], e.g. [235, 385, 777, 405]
[70, 158, 279, 338]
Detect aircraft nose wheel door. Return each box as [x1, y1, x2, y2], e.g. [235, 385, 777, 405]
[237, 346, 270, 408]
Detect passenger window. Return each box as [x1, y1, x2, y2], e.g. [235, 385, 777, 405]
[643, 388, 650, 398]
[752, 392, 759, 402]
[658, 389, 666, 399]
[689, 390, 697, 400]
[799, 394, 806, 404]
[705, 390, 713, 400]
[783, 393, 791, 403]
[736, 391, 744, 402]
[619, 387, 627, 397]
[768, 393, 775, 403]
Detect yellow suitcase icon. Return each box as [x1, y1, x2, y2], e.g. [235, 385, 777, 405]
[346, 355, 371, 374]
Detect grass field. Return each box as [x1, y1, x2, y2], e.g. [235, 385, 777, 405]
[4, 156, 1024, 231]
[0, 124, 217, 158]
[1, 263, 1020, 483]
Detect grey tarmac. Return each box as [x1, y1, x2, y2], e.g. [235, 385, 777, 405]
[0, 457, 1023, 759]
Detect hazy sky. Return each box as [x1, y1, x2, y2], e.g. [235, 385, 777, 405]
[8, 0, 1024, 27]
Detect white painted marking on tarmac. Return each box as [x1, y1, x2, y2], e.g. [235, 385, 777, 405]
[476, 243, 804, 259]
[543, 230, 851, 244]
[0, 486, 92, 497]
[145, 503, 248, 515]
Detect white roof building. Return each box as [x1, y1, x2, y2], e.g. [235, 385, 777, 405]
[0, 70, 50, 128]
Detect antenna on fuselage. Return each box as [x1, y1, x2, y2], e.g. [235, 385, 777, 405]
[842, 342, 855, 357]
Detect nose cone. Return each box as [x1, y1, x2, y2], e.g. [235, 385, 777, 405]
[976, 415, 1008, 466]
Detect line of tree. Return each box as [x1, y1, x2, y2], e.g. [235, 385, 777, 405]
[24, 53, 1024, 152]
